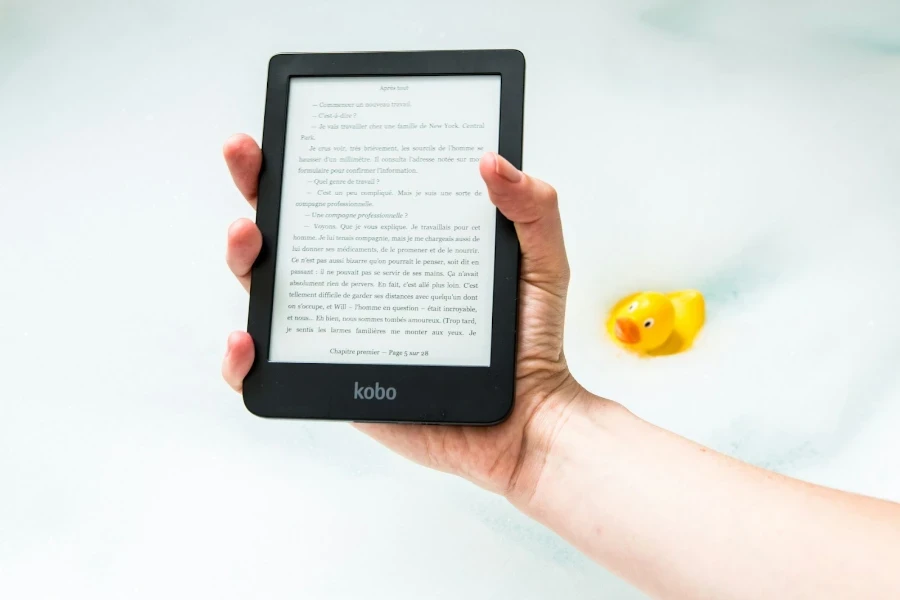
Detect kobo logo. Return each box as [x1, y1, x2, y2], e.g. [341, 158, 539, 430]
[354, 382, 397, 401]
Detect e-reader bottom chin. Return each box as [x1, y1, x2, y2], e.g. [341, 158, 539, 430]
[242, 49, 525, 425]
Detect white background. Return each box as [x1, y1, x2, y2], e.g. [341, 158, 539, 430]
[2, 1, 899, 598]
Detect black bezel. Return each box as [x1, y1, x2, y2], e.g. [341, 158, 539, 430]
[244, 50, 525, 425]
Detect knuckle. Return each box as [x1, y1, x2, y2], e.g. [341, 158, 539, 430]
[536, 180, 558, 205]
[545, 183, 558, 200]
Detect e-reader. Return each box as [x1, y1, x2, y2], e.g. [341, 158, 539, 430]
[243, 50, 525, 425]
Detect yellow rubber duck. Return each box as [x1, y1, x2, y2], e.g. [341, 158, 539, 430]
[605, 290, 706, 356]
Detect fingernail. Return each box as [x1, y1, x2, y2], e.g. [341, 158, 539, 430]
[493, 153, 522, 183]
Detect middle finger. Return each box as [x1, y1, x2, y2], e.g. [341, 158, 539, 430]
[226, 218, 262, 292]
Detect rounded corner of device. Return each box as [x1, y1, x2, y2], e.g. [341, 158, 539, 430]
[241, 389, 271, 419]
[267, 53, 292, 75]
[483, 396, 515, 426]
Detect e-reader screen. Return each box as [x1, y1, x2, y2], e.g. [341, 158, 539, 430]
[269, 75, 502, 367]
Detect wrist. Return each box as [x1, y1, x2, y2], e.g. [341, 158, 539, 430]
[504, 377, 628, 510]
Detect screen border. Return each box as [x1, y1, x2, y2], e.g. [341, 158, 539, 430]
[244, 50, 524, 425]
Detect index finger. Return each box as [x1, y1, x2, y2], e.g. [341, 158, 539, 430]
[223, 133, 262, 209]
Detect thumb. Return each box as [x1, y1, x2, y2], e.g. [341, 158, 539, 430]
[479, 152, 570, 298]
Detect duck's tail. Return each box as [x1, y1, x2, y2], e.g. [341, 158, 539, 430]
[667, 290, 706, 333]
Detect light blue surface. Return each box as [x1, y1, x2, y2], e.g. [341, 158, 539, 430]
[2, 1, 899, 598]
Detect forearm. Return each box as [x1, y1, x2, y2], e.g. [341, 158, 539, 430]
[514, 392, 900, 600]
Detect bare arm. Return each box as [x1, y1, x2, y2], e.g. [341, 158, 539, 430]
[514, 391, 900, 600]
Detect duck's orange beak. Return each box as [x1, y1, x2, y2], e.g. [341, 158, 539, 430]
[614, 317, 641, 344]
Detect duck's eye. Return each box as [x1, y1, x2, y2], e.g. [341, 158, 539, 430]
[628, 302, 638, 312]
[643, 318, 654, 328]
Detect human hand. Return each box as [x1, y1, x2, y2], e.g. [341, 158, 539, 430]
[221, 133, 589, 505]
